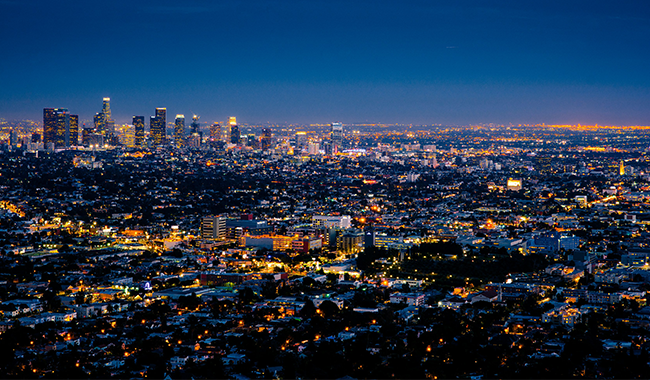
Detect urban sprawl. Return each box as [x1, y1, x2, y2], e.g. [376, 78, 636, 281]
[1, 99, 650, 378]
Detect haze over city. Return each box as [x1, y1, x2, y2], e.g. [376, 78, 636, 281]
[2, 0, 650, 125]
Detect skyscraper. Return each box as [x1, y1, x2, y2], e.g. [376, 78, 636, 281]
[210, 122, 220, 139]
[43, 108, 70, 148]
[331, 122, 343, 154]
[69, 114, 79, 146]
[133, 116, 145, 147]
[43, 108, 57, 148]
[230, 124, 240, 145]
[94, 112, 105, 133]
[174, 114, 185, 148]
[102, 98, 111, 120]
[191, 115, 200, 134]
[150, 108, 166, 146]
[261, 128, 272, 151]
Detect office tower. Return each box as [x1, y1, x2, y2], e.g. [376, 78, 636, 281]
[295, 132, 307, 148]
[93, 97, 115, 136]
[230, 124, 240, 144]
[150, 108, 166, 146]
[201, 215, 227, 240]
[82, 126, 93, 146]
[118, 124, 135, 147]
[331, 122, 343, 153]
[246, 132, 257, 148]
[31, 133, 41, 144]
[191, 115, 200, 134]
[43, 108, 70, 148]
[174, 114, 185, 148]
[102, 97, 111, 121]
[133, 116, 145, 147]
[43, 108, 57, 147]
[229, 116, 237, 126]
[308, 142, 319, 155]
[9, 129, 18, 147]
[261, 128, 272, 150]
[94, 112, 104, 132]
[210, 122, 220, 139]
[69, 114, 79, 146]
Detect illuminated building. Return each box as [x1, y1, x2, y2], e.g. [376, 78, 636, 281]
[133, 116, 145, 147]
[188, 115, 201, 148]
[94, 112, 104, 132]
[313, 215, 351, 229]
[174, 114, 185, 148]
[69, 114, 79, 146]
[119, 124, 135, 147]
[150, 108, 166, 146]
[295, 131, 307, 148]
[191, 115, 200, 134]
[220, 123, 230, 143]
[102, 97, 111, 121]
[102, 97, 115, 136]
[230, 124, 240, 144]
[331, 122, 343, 153]
[308, 142, 319, 155]
[620, 161, 625, 176]
[507, 178, 522, 191]
[43, 108, 70, 148]
[210, 122, 220, 139]
[201, 215, 227, 240]
[261, 128, 272, 150]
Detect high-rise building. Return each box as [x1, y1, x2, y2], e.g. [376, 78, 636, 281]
[43, 108, 70, 148]
[133, 116, 145, 147]
[174, 114, 185, 148]
[150, 108, 166, 146]
[331, 122, 343, 153]
[69, 114, 79, 146]
[191, 115, 200, 134]
[261, 128, 272, 151]
[230, 124, 240, 144]
[118, 124, 135, 147]
[308, 142, 320, 155]
[102, 97, 111, 121]
[210, 122, 220, 139]
[43, 108, 57, 148]
[94, 112, 105, 133]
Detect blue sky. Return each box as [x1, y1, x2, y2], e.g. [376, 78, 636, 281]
[1, 0, 650, 125]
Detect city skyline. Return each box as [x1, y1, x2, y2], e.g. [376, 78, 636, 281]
[1, 1, 650, 125]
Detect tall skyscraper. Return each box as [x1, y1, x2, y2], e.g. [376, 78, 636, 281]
[174, 114, 185, 148]
[150, 108, 166, 146]
[69, 114, 79, 146]
[43, 108, 70, 148]
[230, 124, 240, 145]
[94, 112, 105, 133]
[43, 108, 57, 148]
[102, 98, 111, 121]
[133, 116, 145, 147]
[93, 97, 115, 137]
[331, 122, 343, 153]
[210, 122, 220, 139]
[191, 115, 200, 134]
[261, 128, 272, 151]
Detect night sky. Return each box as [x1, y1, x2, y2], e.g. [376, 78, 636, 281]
[1, 0, 650, 125]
